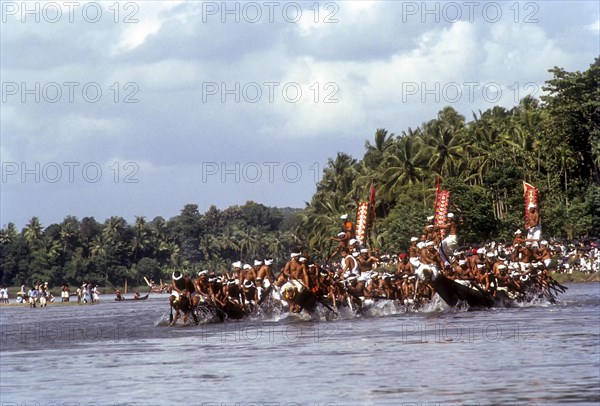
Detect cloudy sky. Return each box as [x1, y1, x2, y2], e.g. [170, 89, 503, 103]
[1, 0, 599, 228]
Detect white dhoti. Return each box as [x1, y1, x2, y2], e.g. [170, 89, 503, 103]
[415, 264, 439, 281]
[527, 225, 541, 240]
[441, 234, 458, 258]
[409, 257, 421, 268]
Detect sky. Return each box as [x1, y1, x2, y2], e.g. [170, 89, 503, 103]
[1, 0, 599, 229]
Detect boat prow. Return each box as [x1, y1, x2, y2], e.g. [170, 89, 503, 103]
[432, 275, 494, 308]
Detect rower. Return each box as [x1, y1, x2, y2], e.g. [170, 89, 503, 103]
[440, 213, 459, 262]
[339, 248, 359, 278]
[257, 258, 275, 289]
[357, 248, 379, 276]
[408, 237, 421, 269]
[396, 253, 413, 277]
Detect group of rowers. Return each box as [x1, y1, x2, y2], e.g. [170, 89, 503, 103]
[168, 205, 562, 323]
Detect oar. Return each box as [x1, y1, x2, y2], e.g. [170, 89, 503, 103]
[257, 272, 282, 306]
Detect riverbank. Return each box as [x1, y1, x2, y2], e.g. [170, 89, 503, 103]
[551, 271, 600, 283]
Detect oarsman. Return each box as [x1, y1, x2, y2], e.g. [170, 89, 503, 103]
[495, 264, 511, 290]
[449, 259, 466, 279]
[423, 215, 435, 238]
[408, 237, 421, 268]
[521, 241, 535, 270]
[252, 260, 263, 280]
[512, 229, 526, 246]
[228, 261, 242, 283]
[536, 241, 553, 268]
[293, 256, 311, 288]
[194, 270, 211, 297]
[281, 253, 308, 287]
[256, 259, 275, 288]
[380, 274, 396, 299]
[240, 263, 256, 288]
[440, 213, 459, 261]
[255, 278, 266, 302]
[401, 275, 416, 304]
[485, 251, 498, 273]
[306, 263, 322, 293]
[242, 280, 257, 309]
[347, 239, 361, 256]
[330, 231, 349, 260]
[474, 263, 491, 291]
[208, 276, 226, 308]
[396, 254, 413, 277]
[525, 203, 541, 241]
[357, 248, 379, 276]
[365, 273, 383, 298]
[417, 241, 444, 279]
[345, 276, 365, 309]
[170, 270, 198, 308]
[425, 224, 437, 245]
[225, 278, 243, 305]
[338, 248, 359, 278]
[468, 248, 485, 275]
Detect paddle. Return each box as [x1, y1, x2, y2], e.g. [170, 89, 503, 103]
[257, 272, 281, 306]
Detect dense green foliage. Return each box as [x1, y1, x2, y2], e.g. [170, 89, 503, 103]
[0, 203, 304, 287]
[297, 58, 599, 251]
[1, 59, 598, 287]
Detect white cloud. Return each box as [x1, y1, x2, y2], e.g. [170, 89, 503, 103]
[586, 18, 600, 33]
[110, 1, 185, 55]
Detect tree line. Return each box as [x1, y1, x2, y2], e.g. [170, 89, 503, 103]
[1, 58, 598, 287]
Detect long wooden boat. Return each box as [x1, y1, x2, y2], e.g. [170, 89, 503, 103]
[114, 293, 149, 302]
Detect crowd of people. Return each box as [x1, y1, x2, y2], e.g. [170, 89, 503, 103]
[5, 282, 101, 306]
[168, 205, 584, 323]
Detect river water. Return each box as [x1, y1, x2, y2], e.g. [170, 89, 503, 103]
[1, 283, 598, 406]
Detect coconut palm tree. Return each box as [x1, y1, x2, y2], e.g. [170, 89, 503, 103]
[0, 223, 18, 245]
[23, 216, 43, 246]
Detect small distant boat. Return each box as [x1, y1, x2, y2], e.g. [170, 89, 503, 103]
[115, 293, 149, 302]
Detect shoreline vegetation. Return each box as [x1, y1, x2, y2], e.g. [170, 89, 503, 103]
[1, 59, 599, 289]
[551, 271, 600, 283]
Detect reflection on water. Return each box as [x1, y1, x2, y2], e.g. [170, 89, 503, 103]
[1, 284, 599, 406]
